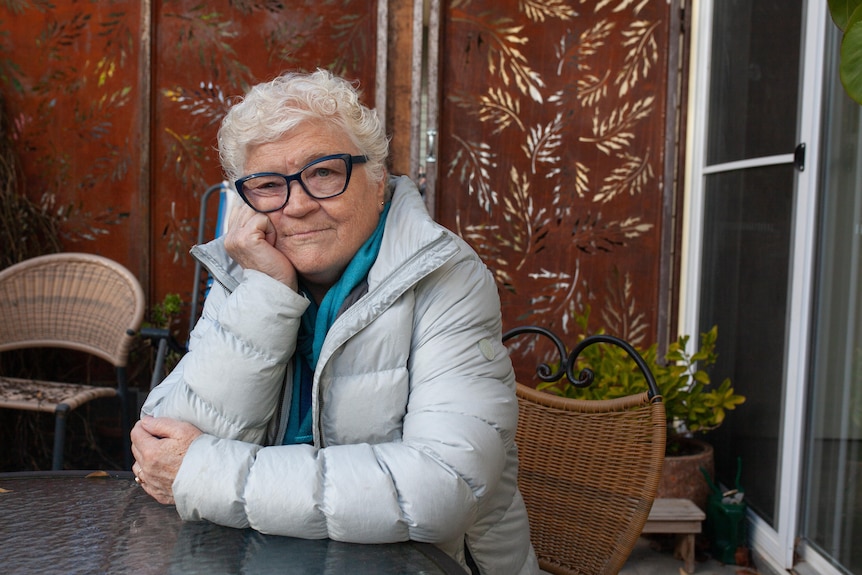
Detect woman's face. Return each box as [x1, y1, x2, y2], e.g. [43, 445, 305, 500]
[243, 121, 386, 299]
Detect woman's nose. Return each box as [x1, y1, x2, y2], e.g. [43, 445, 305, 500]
[281, 180, 319, 215]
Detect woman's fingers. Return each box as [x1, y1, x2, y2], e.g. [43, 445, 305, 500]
[224, 204, 297, 288]
[130, 416, 203, 506]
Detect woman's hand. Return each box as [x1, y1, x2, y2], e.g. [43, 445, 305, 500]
[131, 416, 202, 505]
[225, 203, 298, 290]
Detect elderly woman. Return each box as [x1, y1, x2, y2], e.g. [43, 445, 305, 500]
[131, 70, 538, 575]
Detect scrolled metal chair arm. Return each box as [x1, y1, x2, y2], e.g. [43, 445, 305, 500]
[502, 325, 570, 383]
[503, 326, 661, 400]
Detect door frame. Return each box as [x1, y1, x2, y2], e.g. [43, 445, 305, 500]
[679, 0, 827, 570]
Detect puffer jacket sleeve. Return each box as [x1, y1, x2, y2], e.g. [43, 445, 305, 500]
[142, 268, 309, 443]
[397, 254, 518, 538]
[171, 250, 517, 549]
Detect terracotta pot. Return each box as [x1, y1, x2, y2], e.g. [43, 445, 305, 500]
[656, 438, 714, 510]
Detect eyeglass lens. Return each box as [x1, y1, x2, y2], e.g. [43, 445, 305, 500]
[239, 155, 354, 213]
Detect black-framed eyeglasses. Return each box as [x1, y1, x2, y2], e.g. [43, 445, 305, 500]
[235, 153, 368, 213]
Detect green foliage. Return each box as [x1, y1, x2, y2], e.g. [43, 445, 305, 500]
[538, 308, 746, 438]
[148, 292, 183, 330]
[142, 292, 185, 377]
[829, 0, 862, 105]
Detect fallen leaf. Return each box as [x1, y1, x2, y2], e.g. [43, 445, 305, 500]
[85, 471, 110, 478]
[0, 487, 11, 493]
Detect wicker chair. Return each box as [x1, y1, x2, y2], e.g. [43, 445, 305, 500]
[0, 253, 145, 470]
[504, 327, 666, 575]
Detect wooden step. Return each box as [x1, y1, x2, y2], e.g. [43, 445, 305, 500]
[642, 498, 705, 574]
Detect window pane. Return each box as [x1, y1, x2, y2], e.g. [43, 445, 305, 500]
[707, 0, 802, 165]
[804, 25, 862, 573]
[699, 165, 795, 525]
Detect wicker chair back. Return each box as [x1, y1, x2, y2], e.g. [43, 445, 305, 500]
[504, 327, 666, 575]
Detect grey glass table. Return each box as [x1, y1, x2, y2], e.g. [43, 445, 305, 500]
[0, 471, 466, 575]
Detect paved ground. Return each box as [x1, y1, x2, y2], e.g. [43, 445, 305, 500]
[620, 536, 763, 575]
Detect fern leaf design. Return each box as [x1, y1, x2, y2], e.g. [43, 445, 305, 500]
[577, 72, 610, 107]
[453, 10, 546, 102]
[616, 20, 660, 96]
[329, 12, 370, 76]
[617, 216, 655, 238]
[446, 135, 499, 213]
[580, 96, 655, 155]
[553, 31, 581, 77]
[593, 0, 651, 15]
[163, 9, 249, 85]
[571, 211, 654, 254]
[573, 161, 591, 199]
[578, 19, 615, 61]
[163, 81, 231, 129]
[266, 13, 325, 67]
[594, 149, 654, 203]
[526, 264, 581, 320]
[497, 171, 534, 257]
[461, 222, 503, 264]
[477, 87, 525, 133]
[600, 268, 648, 346]
[497, 167, 555, 271]
[522, 113, 564, 174]
[520, 0, 578, 22]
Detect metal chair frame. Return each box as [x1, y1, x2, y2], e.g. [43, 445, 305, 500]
[142, 181, 229, 391]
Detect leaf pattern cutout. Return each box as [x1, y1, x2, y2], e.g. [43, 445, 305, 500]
[580, 96, 655, 154]
[452, 9, 546, 102]
[571, 211, 653, 254]
[595, 149, 654, 203]
[526, 265, 581, 320]
[594, 0, 651, 15]
[163, 8, 250, 86]
[522, 113, 565, 174]
[476, 87, 524, 133]
[162, 82, 230, 129]
[577, 19, 615, 63]
[616, 20, 660, 96]
[575, 72, 610, 107]
[458, 219, 523, 294]
[447, 135, 498, 213]
[265, 13, 327, 67]
[520, 0, 579, 23]
[601, 267, 648, 346]
[329, 12, 371, 75]
[460, 167, 552, 274]
[572, 161, 591, 200]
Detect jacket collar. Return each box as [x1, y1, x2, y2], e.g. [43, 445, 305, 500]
[190, 175, 458, 301]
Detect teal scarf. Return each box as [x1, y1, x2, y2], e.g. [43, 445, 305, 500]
[283, 202, 391, 444]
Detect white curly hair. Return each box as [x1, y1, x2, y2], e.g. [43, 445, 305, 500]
[218, 69, 389, 186]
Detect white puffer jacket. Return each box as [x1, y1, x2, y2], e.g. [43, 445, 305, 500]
[143, 176, 538, 575]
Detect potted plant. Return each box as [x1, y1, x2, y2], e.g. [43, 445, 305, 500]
[536, 308, 746, 509]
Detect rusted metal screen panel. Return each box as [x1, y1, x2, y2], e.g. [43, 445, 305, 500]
[0, 2, 147, 273]
[436, 0, 673, 348]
